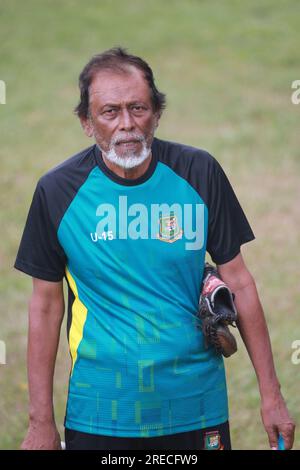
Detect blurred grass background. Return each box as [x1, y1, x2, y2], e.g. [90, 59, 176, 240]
[0, 0, 299, 450]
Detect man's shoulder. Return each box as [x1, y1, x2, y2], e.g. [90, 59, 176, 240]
[37, 144, 96, 191]
[155, 137, 218, 171]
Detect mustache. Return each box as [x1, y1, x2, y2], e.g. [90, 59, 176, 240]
[111, 134, 146, 145]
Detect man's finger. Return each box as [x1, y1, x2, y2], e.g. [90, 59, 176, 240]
[278, 423, 295, 450]
[266, 425, 279, 449]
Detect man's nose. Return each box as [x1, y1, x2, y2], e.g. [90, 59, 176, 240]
[118, 108, 135, 131]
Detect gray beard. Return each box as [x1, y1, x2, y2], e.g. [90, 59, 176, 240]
[101, 139, 151, 170]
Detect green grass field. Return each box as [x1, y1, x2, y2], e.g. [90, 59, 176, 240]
[1, 0, 299, 450]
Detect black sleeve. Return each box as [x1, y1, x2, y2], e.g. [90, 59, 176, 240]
[14, 180, 67, 281]
[206, 159, 255, 265]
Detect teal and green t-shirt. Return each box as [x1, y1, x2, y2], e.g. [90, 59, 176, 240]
[14, 137, 255, 437]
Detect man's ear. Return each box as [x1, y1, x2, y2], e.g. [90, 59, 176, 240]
[80, 115, 94, 138]
[154, 111, 161, 129]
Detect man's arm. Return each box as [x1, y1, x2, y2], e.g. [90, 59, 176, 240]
[217, 253, 295, 450]
[21, 278, 65, 450]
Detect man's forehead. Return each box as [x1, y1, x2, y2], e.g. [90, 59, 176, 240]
[89, 67, 150, 102]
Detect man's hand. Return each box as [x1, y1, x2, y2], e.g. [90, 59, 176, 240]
[217, 254, 296, 450]
[260, 392, 295, 450]
[21, 279, 65, 450]
[21, 420, 62, 450]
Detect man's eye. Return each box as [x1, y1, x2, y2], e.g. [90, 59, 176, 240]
[132, 105, 146, 112]
[102, 108, 117, 118]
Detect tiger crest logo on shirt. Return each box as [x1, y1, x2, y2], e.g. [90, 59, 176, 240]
[157, 211, 183, 243]
[204, 431, 224, 450]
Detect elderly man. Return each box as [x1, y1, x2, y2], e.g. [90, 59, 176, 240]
[15, 47, 295, 450]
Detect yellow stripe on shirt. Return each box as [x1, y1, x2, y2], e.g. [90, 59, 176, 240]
[65, 267, 88, 376]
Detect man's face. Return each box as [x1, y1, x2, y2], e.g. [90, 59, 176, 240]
[81, 66, 160, 168]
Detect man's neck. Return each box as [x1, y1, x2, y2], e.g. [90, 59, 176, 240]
[101, 152, 153, 180]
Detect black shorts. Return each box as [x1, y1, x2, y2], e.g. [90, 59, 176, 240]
[65, 421, 231, 450]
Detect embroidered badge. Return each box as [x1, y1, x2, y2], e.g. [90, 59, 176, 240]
[204, 431, 224, 450]
[157, 211, 183, 243]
